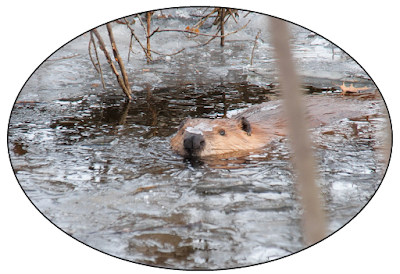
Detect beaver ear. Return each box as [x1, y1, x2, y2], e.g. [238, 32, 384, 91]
[238, 117, 252, 136]
[178, 117, 190, 130]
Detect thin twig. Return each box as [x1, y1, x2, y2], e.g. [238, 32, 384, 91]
[220, 8, 225, 46]
[227, 9, 238, 23]
[91, 28, 132, 101]
[106, 23, 131, 96]
[146, 12, 152, 63]
[148, 47, 186, 56]
[195, 35, 217, 47]
[154, 19, 251, 38]
[47, 53, 80, 61]
[131, 14, 152, 63]
[88, 37, 99, 73]
[147, 26, 160, 39]
[193, 7, 219, 29]
[189, 13, 217, 18]
[89, 32, 106, 89]
[250, 30, 261, 66]
[128, 34, 133, 62]
[124, 18, 152, 62]
[136, 14, 147, 34]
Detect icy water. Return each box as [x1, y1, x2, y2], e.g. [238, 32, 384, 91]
[8, 8, 390, 269]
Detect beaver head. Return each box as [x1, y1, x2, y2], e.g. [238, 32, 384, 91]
[170, 116, 271, 158]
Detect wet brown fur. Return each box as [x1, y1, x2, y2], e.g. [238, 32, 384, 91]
[171, 96, 374, 158]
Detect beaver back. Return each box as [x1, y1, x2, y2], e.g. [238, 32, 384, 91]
[171, 96, 375, 158]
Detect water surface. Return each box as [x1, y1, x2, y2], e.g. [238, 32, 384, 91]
[8, 8, 390, 269]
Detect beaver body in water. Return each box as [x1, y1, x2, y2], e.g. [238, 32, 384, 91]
[171, 96, 376, 158]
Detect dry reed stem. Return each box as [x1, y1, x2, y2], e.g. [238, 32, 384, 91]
[269, 17, 326, 245]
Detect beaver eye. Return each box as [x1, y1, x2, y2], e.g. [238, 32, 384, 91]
[219, 129, 226, 136]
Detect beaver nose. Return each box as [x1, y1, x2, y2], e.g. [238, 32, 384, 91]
[184, 133, 205, 154]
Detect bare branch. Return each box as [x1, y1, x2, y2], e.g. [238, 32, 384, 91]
[220, 8, 225, 46]
[88, 36, 99, 73]
[154, 19, 251, 38]
[124, 18, 153, 62]
[89, 32, 105, 89]
[146, 12, 153, 63]
[227, 9, 238, 23]
[106, 23, 131, 96]
[193, 7, 219, 29]
[136, 14, 147, 34]
[250, 30, 261, 66]
[91, 28, 132, 101]
[148, 47, 186, 56]
[147, 26, 160, 39]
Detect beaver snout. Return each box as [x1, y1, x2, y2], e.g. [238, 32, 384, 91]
[183, 133, 205, 155]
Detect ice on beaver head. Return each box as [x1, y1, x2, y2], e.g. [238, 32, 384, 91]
[185, 122, 217, 135]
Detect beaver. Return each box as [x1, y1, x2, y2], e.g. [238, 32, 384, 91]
[170, 95, 376, 158]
